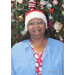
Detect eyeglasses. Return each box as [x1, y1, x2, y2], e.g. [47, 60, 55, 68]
[28, 21, 45, 26]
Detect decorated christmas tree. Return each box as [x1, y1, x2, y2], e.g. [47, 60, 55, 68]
[11, 0, 64, 47]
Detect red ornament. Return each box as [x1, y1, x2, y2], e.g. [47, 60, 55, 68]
[11, 3, 14, 8]
[53, 0, 58, 5]
[58, 36, 64, 43]
[59, 36, 63, 41]
[61, 3, 64, 9]
[40, 4, 44, 9]
[62, 24, 64, 27]
[18, 0, 23, 4]
[28, 0, 36, 10]
[14, 41, 18, 44]
[49, 8, 54, 14]
[11, 0, 15, 3]
[36, 2, 40, 4]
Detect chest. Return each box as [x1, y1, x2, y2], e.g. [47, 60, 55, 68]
[31, 46, 44, 75]
[30, 41, 46, 54]
[13, 50, 63, 75]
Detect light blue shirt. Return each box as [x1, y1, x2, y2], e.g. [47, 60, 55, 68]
[11, 38, 64, 75]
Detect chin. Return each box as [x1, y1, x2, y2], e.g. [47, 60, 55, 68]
[29, 30, 45, 39]
[31, 34, 45, 39]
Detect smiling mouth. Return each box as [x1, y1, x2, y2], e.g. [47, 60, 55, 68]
[33, 29, 41, 32]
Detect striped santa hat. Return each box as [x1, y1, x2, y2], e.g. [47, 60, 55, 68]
[21, 9, 47, 35]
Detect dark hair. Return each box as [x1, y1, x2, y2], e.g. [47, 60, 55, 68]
[20, 29, 54, 41]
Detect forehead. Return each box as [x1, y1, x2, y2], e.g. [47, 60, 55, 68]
[28, 18, 44, 22]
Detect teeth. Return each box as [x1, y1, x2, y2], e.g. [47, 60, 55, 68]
[33, 30, 40, 32]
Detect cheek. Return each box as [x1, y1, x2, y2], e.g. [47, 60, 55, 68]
[28, 26, 32, 31]
[41, 24, 46, 30]
[27, 26, 33, 34]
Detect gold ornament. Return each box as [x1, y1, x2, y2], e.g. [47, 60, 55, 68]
[53, 21, 62, 33]
[18, 14, 24, 22]
[55, 34, 57, 36]
[56, 30, 59, 33]
[49, 14, 54, 22]
[61, 11, 64, 16]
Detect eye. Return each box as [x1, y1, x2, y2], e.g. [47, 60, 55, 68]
[38, 21, 43, 24]
[28, 22, 34, 25]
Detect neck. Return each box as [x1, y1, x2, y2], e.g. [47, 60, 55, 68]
[30, 36, 47, 46]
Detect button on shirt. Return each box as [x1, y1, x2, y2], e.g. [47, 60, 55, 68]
[29, 40, 44, 75]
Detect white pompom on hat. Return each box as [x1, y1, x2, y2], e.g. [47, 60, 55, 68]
[21, 9, 47, 35]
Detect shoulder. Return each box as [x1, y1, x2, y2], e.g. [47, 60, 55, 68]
[11, 39, 30, 53]
[48, 38, 64, 45]
[47, 38, 64, 54]
[48, 38, 64, 49]
[12, 39, 29, 48]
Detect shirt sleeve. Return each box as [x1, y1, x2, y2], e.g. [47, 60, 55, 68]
[11, 48, 16, 75]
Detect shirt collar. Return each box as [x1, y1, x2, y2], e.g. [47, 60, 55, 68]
[23, 38, 52, 51]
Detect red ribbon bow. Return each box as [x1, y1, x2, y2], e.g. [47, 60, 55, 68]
[49, 8, 54, 14]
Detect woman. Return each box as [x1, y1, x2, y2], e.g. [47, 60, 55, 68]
[11, 9, 64, 75]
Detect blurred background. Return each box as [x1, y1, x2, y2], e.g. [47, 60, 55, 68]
[11, 0, 64, 47]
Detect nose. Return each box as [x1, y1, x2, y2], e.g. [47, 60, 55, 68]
[33, 23, 38, 27]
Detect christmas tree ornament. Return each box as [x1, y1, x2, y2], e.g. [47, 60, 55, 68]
[18, 14, 24, 22]
[40, 0, 49, 5]
[53, 21, 62, 33]
[59, 36, 63, 41]
[48, 20, 55, 29]
[36, 2, 41, 9]
[58, 36, 64, 43]
[14, 41, 18, 44]
[15, 0, 24, 11]
[61, 3, 64, 9]
[36, 2, 40, 5]
[46, 3, 52, 9]
[49, 8, 54, 14]
[28, 0, 36, 10]
[11, 9, 16, 13]
[37, 2, 44, 9]
[11, 0, 15, 3]
[49, 14, 54, 22]
[62, 41, 64, 43]
[53, 0, 58, 5]
[61, 10, 64, 16]
[11, 13, 16, 22]
[54, 34, 57, 36]
[11, 3, 14, 8]
[17, 0, 23, 4]
[40, 4, 44, 9]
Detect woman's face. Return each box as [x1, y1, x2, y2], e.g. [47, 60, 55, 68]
[28, 18, 46, 39]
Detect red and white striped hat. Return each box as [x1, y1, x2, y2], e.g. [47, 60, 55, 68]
[21, 9, 47, 35]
